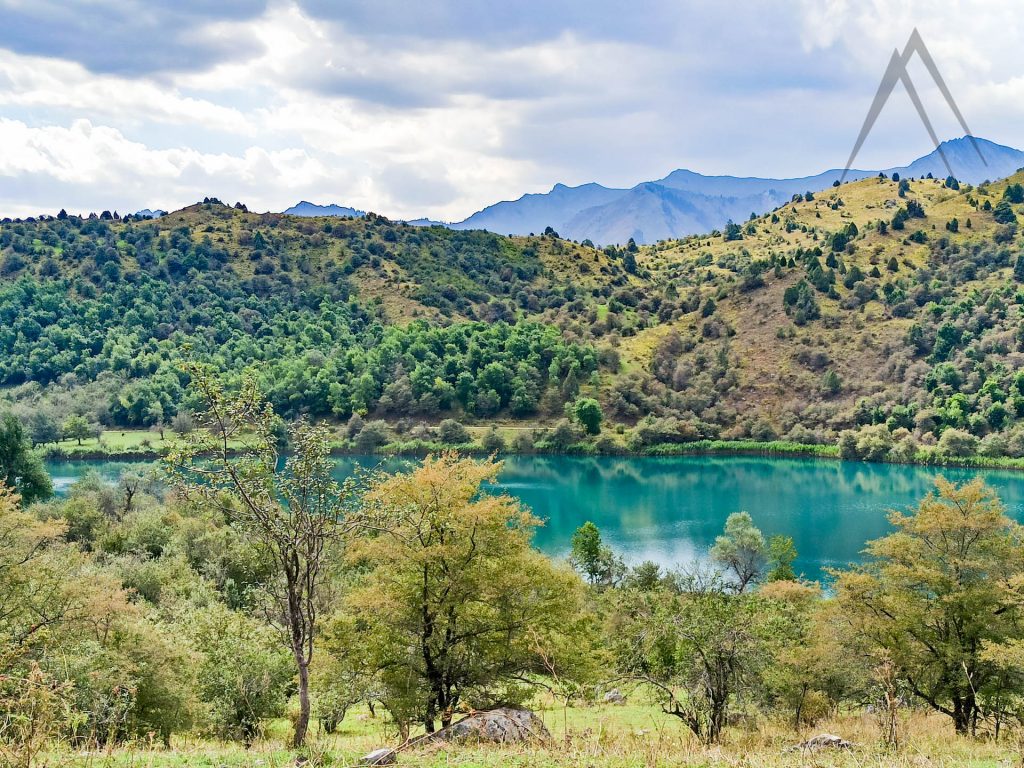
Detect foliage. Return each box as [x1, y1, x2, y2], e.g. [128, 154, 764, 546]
[0, 414, 52, 504]
[710, 512, 766, 592]
[570, 521, 624, 587]
[169, 366, 361, 747]
[572, 398, 603, 435]
[347, 453, 590, 734]
[836, 478, 1024, 734]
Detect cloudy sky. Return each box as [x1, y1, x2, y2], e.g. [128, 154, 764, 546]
[1, 0, 1023, 220]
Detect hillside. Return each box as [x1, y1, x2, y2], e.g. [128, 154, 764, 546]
[4, 174, 1024, 463]
[626, 170, 1024, 457]
[0, 203, 636, 440]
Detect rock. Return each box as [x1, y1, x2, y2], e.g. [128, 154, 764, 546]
[436, 707, 550, 744]
[359, 748, 397, 765]
[790, 733, 855, 752]
[603, 689, 627, 705]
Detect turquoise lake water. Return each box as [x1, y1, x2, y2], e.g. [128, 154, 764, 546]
[45, 454, 1024, 582]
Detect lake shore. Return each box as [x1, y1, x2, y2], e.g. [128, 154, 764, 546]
[37, 429, 1024, 471]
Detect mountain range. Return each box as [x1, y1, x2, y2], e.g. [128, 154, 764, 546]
[284, 136, 1024, 245]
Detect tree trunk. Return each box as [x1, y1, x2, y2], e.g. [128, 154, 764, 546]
[424, 696, 436, 734]
[293, 659, 310, 748]
[952, 695, 976, 736]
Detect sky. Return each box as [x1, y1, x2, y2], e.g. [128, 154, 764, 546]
[1, 0, 1023, 221]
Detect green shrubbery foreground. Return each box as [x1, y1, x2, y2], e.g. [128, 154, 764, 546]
[6, 374, 1024, 767]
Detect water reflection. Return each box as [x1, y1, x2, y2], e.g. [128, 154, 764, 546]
[45, 455, 1024, 582]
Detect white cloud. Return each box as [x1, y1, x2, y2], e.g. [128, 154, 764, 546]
[0, 118, 334, 216]
[1, 0, 1024, 219]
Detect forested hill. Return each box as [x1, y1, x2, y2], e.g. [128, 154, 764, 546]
[4, 172, 1024, 462]
[0, 202, 636, 434]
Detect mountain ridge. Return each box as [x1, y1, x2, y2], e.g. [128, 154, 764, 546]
[279, 136, 1024, 245]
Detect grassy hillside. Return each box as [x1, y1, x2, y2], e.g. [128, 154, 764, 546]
[4, 175, 1024, 462]
[623, 172, 1024, 458]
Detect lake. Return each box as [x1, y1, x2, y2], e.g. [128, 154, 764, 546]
[45, 454, 1024, 582]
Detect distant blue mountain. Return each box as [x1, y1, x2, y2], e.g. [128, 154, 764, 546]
[885, 136, 1024, 182]
[450, 136, 1024, 245]
[284, 201, 366, 218]
[280, 137, 1024, 245]
[450, 182, 625, 236]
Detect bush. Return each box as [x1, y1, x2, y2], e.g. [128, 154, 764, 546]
[437, 419, 471, 445]
[354, 420, 391, 452]
[480, 427, 505, 454]
[935, 428, 979, 457]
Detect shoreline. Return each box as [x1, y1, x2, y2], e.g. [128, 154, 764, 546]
[40, 438, 1024, 472]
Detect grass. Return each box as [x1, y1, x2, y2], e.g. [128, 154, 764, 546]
[53, 700, 1016, 768]
[44, 430, 171, 459]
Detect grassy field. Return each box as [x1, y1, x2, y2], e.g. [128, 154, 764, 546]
[53, 700, 1015, 768]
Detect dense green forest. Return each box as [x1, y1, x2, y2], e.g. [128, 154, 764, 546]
[3, 173, 1024, 464]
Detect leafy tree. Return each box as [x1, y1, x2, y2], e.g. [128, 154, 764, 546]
[994, 200, 1018, 224]
[27, 411, 61, 447]
[821, 369, 841, 395]
[766, 535, 798, 582]
[480, 426, 505, 454]
[935, 427, 978, 457]
[710, 512, 767, 592]
[836, 478, 1024, 734]
[612, 574, 774, 743]
[169, 366, 362, 748]
[570, 521, 624, 587]
[782, 279, 820, 325]
[348, 454, 588, 734]
[62, 414, 93, 445]
[0, 414, 52, 504]
[572, 397, 603, 435]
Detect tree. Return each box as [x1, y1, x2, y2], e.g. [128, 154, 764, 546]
[821, 369, 841, 395]
[570, 521, 624, 587]
[572, 397, 603, 435]
[836, 478, 1024, 734]
[147, 401, 166, 439]
[935, 427, 978, 457]
[766, 535, 798, 582]
[613, 573, 774, 744]
[1014, 253, 1024, 283]
[169, 366, 361, 748]
[62, 414, 92, 446]
[710, 512, 767, 592]
[782, 279, 820, 325]
[480, 426, 505, 454]
[994, 200, 1018, 225]
[348, 453, 588, 734]
[0, 414, 52, 504]
[27, 411, 61, 447]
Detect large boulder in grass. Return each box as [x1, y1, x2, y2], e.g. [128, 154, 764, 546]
[436, 708, 550, 744]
